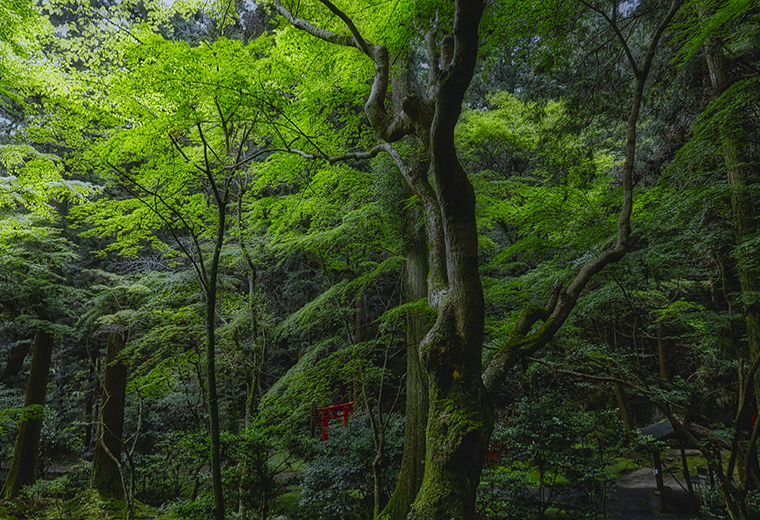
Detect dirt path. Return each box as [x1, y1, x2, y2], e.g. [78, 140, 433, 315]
[608, 467, 698, 519]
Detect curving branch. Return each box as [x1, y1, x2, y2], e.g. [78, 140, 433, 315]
[482, 0, 682, 398]
[273, 0, 360, 50]
[315, 0, 371, 56]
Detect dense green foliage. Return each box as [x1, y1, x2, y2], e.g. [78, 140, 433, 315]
[0, 0, 759, 518]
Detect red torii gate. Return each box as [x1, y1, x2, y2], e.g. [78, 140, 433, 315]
[316, 401, 354, 441]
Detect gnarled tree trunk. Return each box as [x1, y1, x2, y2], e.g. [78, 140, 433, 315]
[272, 0, 679, 517]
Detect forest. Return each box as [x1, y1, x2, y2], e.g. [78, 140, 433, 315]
[0, 0, 759, 519]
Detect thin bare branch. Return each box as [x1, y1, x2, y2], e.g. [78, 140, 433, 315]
[109, 163, 209, 290]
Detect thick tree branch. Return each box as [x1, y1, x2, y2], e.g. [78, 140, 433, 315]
[273, 0, 413, 143]
[273, 0, 360, 50]
[380, 143, 448, 308]
[482, 304, 550, 394]
[315, 0, 371, 56]
[252, 144, 386, 166]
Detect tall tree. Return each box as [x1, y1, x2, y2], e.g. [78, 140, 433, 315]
[668, 2, 760, 516]
[67, 33, 283, 519]
[91, 331, 128, 495]
[273, 0, 681, 518]
[272, 1, 491, 517]
[2, 328, 53, 499]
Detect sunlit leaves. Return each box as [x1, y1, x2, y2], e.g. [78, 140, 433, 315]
[0, 144, 99, 217]
[458, 92, 620, 265]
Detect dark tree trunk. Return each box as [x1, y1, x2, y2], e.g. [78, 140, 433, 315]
[406, 5, 495, 518]
[704, 44, 760, 510]
[91, 332, 128, 495]
[207, 201, 226, 520]
[706, 48, 760, 407]
[657, 325, 672, 382]
[84, 358, 96, 449]
[381, 210, 430, 520]
[599, 325, 635, 430]
[2, 329, 54, 499]
[1, 339, 30, 387]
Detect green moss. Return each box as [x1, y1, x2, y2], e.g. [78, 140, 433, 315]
[607, 457, 640, 477]
[0, 489, 177, 520]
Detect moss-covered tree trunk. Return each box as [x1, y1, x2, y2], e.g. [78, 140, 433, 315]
[704, 46, 760, 510]
[381, 210, 430, 520]
[2, 329, 54, 499]
[706, 48, 760, 405]
[91, 332, 128, 495]
[274, 1, 491, 516]
[406, 3, 494, 517]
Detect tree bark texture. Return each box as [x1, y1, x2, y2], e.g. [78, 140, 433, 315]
[91, 332, 128, 495]
[407, 3, 494, 518]
[657, 325, 672, 381]
[2, 329, 54, 499]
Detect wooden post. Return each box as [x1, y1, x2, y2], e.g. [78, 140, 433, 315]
[654, 451, 667, 512]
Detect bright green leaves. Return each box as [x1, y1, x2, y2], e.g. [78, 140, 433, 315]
[0, 0, 39, 54]
[0, 0, 52, 93]
[0, 216, 79, 324]
[71, 33, 282, 258]
[267, 25, 374, 155]
[0, 144, 98, 217]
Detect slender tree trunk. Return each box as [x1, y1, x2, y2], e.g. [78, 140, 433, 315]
[2, 329, 54, 499]
[657, 325, 672, 381]
[91, 332, 128, 495]
[84, 359, 96, 449]
[598, 324, 635, 430]
[611, 364, 635, 430]
[381, 210, 431, 520]
[207, 202, 226, 520]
